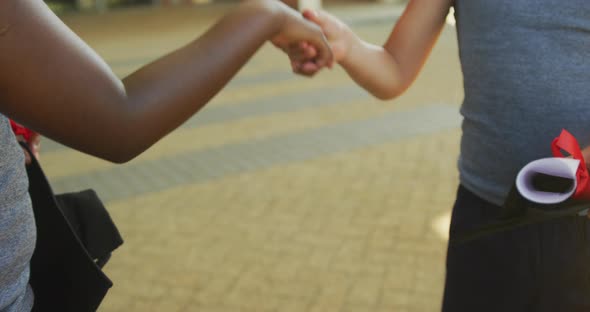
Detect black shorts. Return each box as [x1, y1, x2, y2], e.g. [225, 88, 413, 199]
[442, 185, 590, 312]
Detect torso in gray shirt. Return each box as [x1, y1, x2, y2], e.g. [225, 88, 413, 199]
[454, 0, 590, 205]
[0, 115, 35, 312]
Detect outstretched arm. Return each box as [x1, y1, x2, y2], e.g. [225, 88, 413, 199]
[298, 0, 452, 99]
[0, 0, 332, 163]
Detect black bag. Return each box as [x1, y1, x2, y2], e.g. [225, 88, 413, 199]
[22, 143, 124, 312]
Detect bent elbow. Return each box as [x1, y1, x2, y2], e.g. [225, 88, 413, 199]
[374, 91, 398, 101]
[111, 144, 151, 164]
[101, 151, 135, 164]
[371, 82, 410, 101]
[108, 154, 135, 164]
[373, 89, 402, 101]
[98, 143, 146, 164]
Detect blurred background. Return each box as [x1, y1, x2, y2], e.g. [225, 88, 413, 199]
[41, 0, 464, 311]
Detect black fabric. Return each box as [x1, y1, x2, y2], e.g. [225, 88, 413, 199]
[22, 143, 123, 312]
[443, 185, 590, 312]
[451, 183, 590, 244]
[54, 190, 122, 268]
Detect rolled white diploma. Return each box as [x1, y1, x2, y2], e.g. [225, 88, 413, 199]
[515, 157, 580, 204]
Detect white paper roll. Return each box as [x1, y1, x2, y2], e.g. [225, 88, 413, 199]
[515, 157, 580, 204]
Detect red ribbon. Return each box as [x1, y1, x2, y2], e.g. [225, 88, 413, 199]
[551, 129, 590, 199]
[9, 119, 34, 142]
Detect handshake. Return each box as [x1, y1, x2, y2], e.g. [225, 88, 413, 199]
[269, 3, 352, 77]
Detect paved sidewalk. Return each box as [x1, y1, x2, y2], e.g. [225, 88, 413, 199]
[42, 2, 464, 311]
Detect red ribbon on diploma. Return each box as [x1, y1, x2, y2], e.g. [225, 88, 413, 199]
[9, 119, 34, 142]
[551, 129, 590, 199]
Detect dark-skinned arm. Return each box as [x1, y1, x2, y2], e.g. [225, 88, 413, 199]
[0, 0, 332, 163]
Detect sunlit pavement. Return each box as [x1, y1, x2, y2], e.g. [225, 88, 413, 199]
[42, 2, 464, 311]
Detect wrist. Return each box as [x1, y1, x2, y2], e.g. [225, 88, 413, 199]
[238, 0, 285, 36]
[339, 30, 362, 67]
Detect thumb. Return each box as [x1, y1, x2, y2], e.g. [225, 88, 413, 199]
[302, 9, 324, 26]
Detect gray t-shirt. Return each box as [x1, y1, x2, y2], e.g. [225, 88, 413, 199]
[0, 116, 35, 312]
[455, 0, 590, 205]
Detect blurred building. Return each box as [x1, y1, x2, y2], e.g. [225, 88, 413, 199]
[48, 0, 402, 14]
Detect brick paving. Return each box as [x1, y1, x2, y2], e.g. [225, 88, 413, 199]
[41, 3, 464, 311]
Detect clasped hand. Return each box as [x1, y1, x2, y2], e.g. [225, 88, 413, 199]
[274, 9, 351, 77]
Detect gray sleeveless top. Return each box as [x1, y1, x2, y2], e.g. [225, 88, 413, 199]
[0, 115, 35, 311]
[455, 0, 590, 205]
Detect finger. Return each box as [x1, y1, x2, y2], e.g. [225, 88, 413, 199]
[297, 69, 318, 77]
[293, 67, 315, 77]
[299, 61, 321, 75]
[276, 11, 333, 68]
[29, 131, 40, 144]
[300, 41, 319, 59]
[287, 49, 319, 65]
[28, 132, 41, 159]
[288, 51, 310, 63]
[287, 42, 308, 60]
[24, 151, 31, 165]
[29, 142, 40, 160]
[302, 9, 323, 26]
[298, 25, 333, 68]
[312, 38, 333, 69]
[304, 45, 318, 59]
[291, 60, 317, 77]
[291, 61, 313, 74]
[292, 60, 320, 76]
